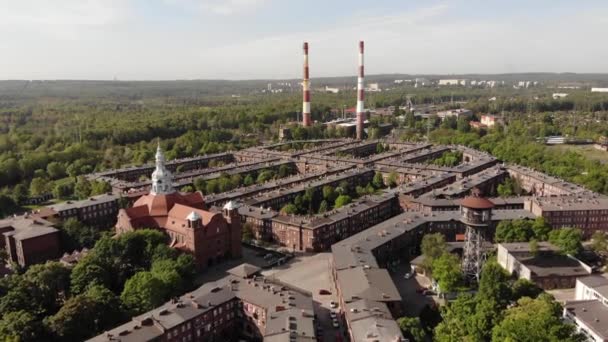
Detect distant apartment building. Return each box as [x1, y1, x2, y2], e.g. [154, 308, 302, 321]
[239, 191, 400, 252]
[47, 193, 119, 228]
[525, 195, 608, 237]
[439, 79, 467, 86]
[506, 164, 587, 196]
[480, 114, 499, 128]
[436, 108, 473, 121]
[367, 83, 381, 92]
[0, 216, 61, 267]
[553, 93, 569, 99]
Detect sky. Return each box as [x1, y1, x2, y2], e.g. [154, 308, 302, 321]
[1, 0, 608, 80]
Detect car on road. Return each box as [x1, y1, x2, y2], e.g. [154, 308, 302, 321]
[404, 272, 412, 279]
[415, 287, 427, 294]
[318, 289, 331, 295]
[330, 301, 338, 308]
[329, 310, 337, 319]
[422, 289, 436, 296]
[264, 253, 274, 260]
[332, 319, 340, 328]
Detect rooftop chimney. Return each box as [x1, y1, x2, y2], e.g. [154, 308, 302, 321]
[302, 42, 312, 127]
[356, 41, 365, 140]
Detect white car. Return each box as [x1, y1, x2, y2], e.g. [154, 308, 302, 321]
[330, 301, 337, 309]
[404, 272, 412, 279]
[332, 319, 340, 328]
[330, 311, 337, 319]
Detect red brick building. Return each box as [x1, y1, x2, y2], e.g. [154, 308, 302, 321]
[0, 216, 61, 267]
[115, 144, 241, 270]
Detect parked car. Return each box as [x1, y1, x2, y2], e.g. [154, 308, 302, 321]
[330, 301, 338, 308]
[404, 272, 412, 279]
[264, 253, 274, 260]
[332, 319, 340, 328]
[318, 289, 332, 295]
[330, 310, 337, 319]
[423, 289, 436, 296]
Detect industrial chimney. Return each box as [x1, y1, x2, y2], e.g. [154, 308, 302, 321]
[356, 41, 365, 139]
[302, 42, 312, 127]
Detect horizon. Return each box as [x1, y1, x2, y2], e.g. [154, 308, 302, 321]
[4, 71, 608, 83]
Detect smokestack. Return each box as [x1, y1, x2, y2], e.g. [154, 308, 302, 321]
[356, 40, 365, 139]
[302, 42, 312, 127]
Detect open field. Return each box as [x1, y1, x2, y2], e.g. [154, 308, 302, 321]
[547, 144, 608, 164]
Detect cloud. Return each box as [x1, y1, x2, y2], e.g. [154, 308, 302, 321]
[164, 0, 270, 15]
[0, 0, 129, 40]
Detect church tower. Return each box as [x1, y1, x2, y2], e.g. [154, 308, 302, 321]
[150, 143, 175, 195]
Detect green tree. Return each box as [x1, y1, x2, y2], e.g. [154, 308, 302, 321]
[256, 170, 275, 184]
[193, 178, 206, 191]
[478, 260, 512, 305]
[421, 233, 447, 272]
[397, 317, 426, 342]
[334, 195, 352, 208]
[180, 185, 194, 193]
[46, 284, 124, 341]
[318, 200, 329, 213]
[457, 116, 471, 133]
[52, 182, 74, 200]
[150, 260, 184, 297]
[47, 161, 66, 180]
[0, 310, 44, 341]
[45, 294, 99, 341]
[11, 184, 28, 204]
[549, 227, 583, 255]
[280, 203, 298, 215]
[590, 231, 608, 255]
[22, 262, 71, 315]
[0, 195, 18, 218]
[74, 176, 92, 199]
[70, 262, 111, 295]
[91, 180, 112, 195]
[322, 185, 337, 203]
[431, 253, 463, 293]
[60, 217, 100, 251]
[434, 294, 476, 342]
[243, 174, 254, 186]
[531, 217, 551, 241]
[511, 278, 542, 301]
[120, 271, 168, 315]
[495, 219, 534, 243]
[205, 179, 219, 194]
[387, 172, 399, 188]
[242, 222, 254, 242]
[29, 177, 49, 196]
[492, 295, 585, 342]
[372, 172, 385, 189]
[278, 164, 293, 178]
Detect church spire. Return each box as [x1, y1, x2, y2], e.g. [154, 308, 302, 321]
[150, 142, 175, 195]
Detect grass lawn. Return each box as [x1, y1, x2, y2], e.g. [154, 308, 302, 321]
[547, 144, 608, 164]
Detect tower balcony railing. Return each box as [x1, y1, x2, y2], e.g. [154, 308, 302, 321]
[461, 212, 491, 225]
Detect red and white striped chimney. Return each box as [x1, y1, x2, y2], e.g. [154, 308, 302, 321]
[302, 42, 312, 127]
[356, 40, 365, 139]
